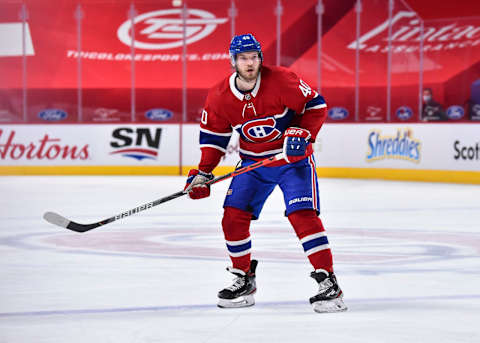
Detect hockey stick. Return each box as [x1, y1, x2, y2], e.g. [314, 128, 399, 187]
[43, 153, 285, 233]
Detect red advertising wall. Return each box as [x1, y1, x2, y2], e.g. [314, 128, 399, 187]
[1, 0, 479, 124]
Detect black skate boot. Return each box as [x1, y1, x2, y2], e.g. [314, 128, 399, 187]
[217, 260, 258, 308]
[309, 269, 347, 313]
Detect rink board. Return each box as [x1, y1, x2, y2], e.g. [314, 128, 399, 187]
[0, 123, 479, 183]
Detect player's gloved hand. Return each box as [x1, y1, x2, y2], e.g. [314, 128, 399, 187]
[184, 169, 214, 199]
[282, 127, 313, 163]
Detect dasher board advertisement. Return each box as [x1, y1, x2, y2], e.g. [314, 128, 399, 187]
[314, 123, 480, 172]
[0, 125, 179, 166]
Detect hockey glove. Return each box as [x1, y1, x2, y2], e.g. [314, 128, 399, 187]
[184, 169, 214, 199]
[282, 127, 313, 163]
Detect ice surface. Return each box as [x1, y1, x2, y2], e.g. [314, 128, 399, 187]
[1, 175, 479, 342]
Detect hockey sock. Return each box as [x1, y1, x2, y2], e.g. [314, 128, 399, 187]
[288, 209, 333, 273]
[222, 206, 252, 272]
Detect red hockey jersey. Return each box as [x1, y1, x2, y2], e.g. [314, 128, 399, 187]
[198, 65, 327, 173]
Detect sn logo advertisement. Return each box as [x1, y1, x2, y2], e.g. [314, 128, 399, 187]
[110, 127, 162, 161]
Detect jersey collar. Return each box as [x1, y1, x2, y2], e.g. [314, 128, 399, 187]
[229, 72, 261, 101]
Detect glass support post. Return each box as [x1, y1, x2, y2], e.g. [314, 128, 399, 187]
[75, 4, 84, 122]
[354, 0, 362, 121]
[418, 19, 424, 121]
[19, 4, 28, 122]
[128, 3, 137, 122]
[275, 0, 283, 66]
[386, 0, 394, 122]
[316, 0, 324, 93]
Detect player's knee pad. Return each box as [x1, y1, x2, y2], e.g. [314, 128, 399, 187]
[222, 206, 252, 241]
[287, 209, 325, 238]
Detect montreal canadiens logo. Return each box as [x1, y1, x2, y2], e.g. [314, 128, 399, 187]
[117, 8, 228, 50]
[241, 118, 281, 143]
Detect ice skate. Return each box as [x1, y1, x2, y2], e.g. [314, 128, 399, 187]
[217, 260, 257, 308]
[309, 269, 347, 313]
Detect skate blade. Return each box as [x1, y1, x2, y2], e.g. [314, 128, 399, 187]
[312, 298, 348, 313]
[217, 294, 255, 308]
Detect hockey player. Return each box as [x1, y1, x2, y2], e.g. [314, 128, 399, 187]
[184, 33, 347, 313]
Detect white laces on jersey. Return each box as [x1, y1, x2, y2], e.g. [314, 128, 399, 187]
[241, 102, 257, 117]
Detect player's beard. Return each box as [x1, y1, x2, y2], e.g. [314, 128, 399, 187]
[236, 63, 261, 83]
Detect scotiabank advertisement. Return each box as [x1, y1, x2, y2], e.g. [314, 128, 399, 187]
[1, 0, 480, 123]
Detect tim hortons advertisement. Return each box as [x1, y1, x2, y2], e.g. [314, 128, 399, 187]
[0, 125, 179, 166]
[1, 0, 479, 123]
[0, 128, 89, 162]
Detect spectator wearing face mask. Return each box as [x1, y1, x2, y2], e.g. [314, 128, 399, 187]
[421, 88, 448, 121]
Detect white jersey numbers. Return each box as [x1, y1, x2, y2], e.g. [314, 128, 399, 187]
[201, 109, 208, 125]
[299, 79, 312, 97]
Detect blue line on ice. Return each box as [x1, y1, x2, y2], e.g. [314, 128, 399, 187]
[1, 294, 480, 318]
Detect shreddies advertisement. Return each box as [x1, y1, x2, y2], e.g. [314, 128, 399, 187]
[312, 123, 480, 172]
[365, 129, 421, 164]
[181, 123, 480, 172]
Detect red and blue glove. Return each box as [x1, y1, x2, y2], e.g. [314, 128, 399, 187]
[184, 169, 214, 199]
[282, 127, 313, 163]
